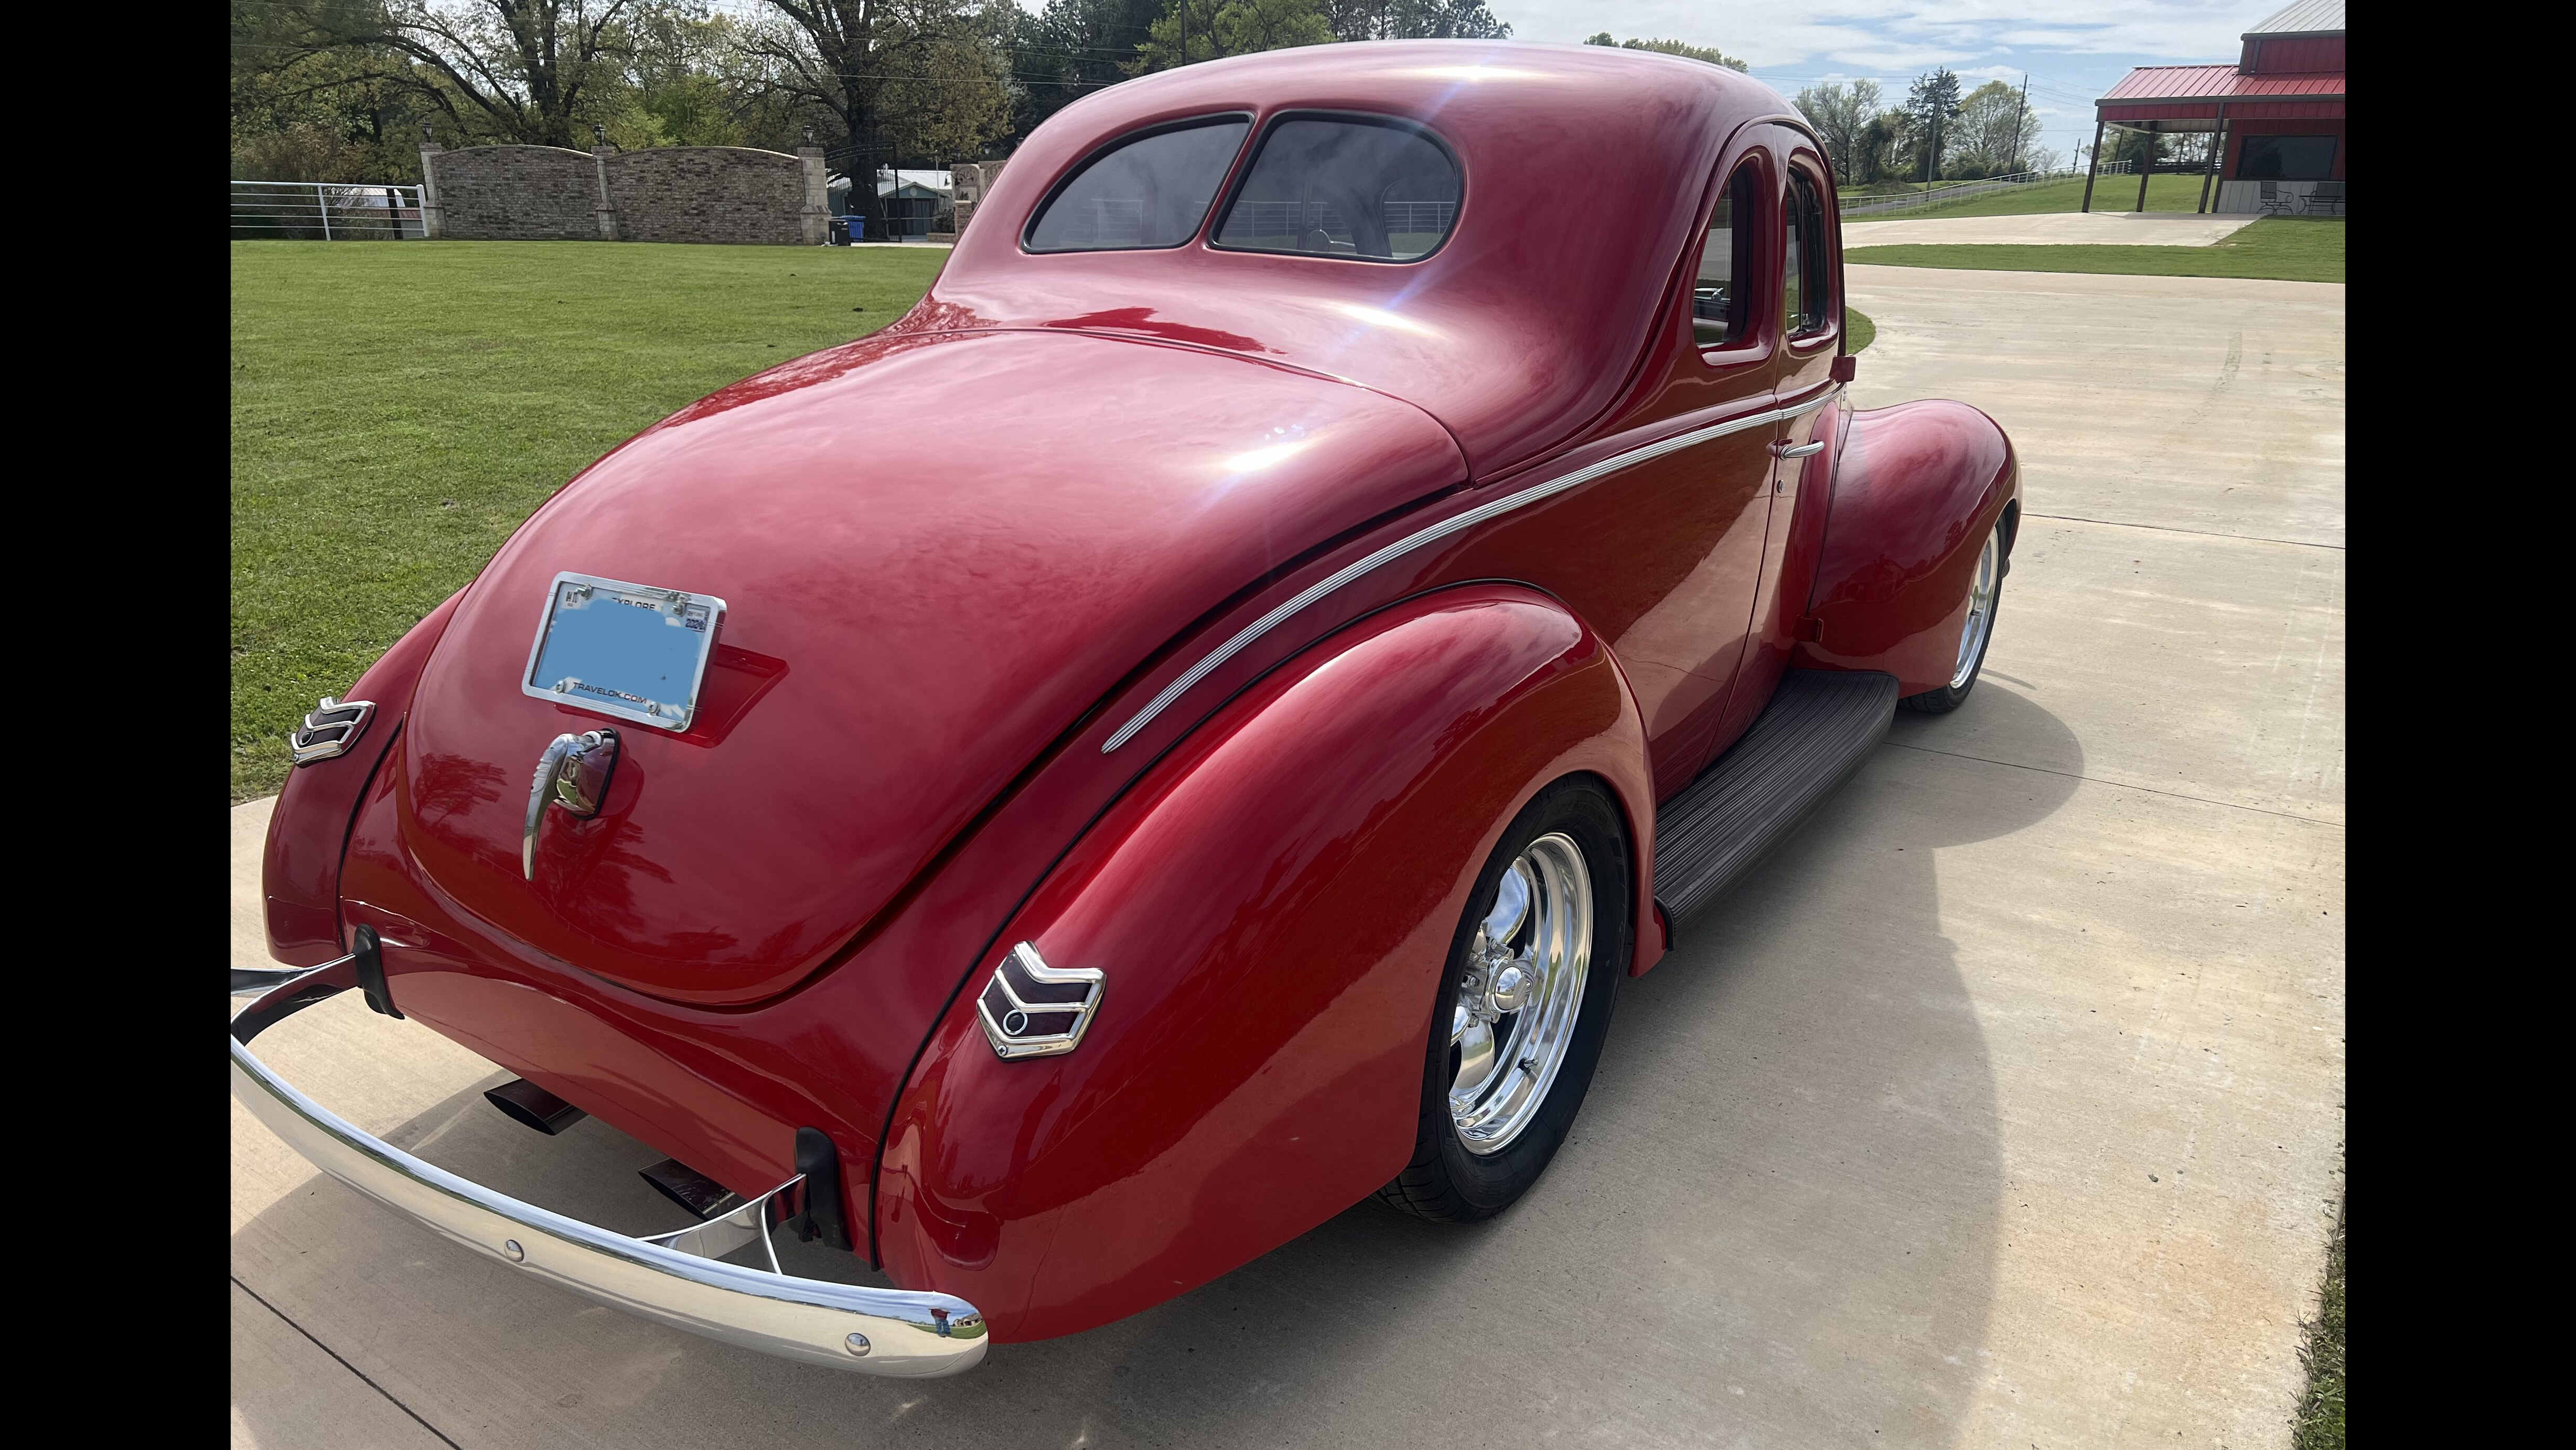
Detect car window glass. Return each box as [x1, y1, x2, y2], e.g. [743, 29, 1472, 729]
[1213, 118, 1460, 261]
[1694, 164, 1759, 347]
[1785, 170, 1830, 338]
[1026, 118, 1250, 252]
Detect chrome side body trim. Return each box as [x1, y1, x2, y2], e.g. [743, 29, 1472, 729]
[975, 942, 1107, 1060]
[289, 697, 375, 766]
[228, 1026, 990, 1376]
[1101, 385, 1844, 752]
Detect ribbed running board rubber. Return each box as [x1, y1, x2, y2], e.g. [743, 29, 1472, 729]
[1651, 669, 1900, 939]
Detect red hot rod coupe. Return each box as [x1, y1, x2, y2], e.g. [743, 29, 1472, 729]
[233, 42, 2018, 1378]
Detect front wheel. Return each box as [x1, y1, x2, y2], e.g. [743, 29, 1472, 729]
[1377, 775, 1631, 1223]
[1899, 518, 2006, 715]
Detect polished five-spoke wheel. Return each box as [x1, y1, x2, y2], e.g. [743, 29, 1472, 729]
[1380, 776, 1630, 1222]
[1902, 516, 2009, 715]
[1949, 527, 2000, 690]
[1447, 833, 1592, 1155]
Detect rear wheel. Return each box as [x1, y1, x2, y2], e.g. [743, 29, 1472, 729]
[1899, 518, 2005, 715]
[1377, 775, 1630, 1223]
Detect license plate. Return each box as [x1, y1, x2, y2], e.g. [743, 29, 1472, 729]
[521, 572, 727, 732]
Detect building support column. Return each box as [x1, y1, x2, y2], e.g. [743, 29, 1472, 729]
[798, 135, 830, 246]
[591, 136, 620, 241]
[2080, 117, 2105, 212]
[2135, 128, 2154, 212]
[417, 130, 444, 239]
[2198, 102, 2227, 214]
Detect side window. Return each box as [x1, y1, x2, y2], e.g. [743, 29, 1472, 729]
[1784, 170, 1831, 339]
[1693, 163, 1759, 347]
[1025, 116, 1251, 252]
[1212, 117, 1462, 262]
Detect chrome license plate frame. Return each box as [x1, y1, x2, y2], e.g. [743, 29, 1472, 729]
[520, 572, 727, 732]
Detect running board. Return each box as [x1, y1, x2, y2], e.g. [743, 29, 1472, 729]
[1650, 669, 1900, 940]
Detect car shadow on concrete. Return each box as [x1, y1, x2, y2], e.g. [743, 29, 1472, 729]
[233, 684, 2081, 1449]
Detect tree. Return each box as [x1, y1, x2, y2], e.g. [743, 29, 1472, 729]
[1902, 67, 1962, 183]
[233, 10, 445, 182]
[1129, 0, 1334, 73]
[1582, 33, 1747, 72]
[1013, 0, 1162, 140]
[1854, 113, 1897, 185]
[247, 0, 643, 148]
[1952, 79, 2040, 176]
[874, 2, 1016, 164]
[1324, 0, 1509, 40]
[739, 0, 1011, 230]
[592, 3, 769, 150]
[1793, 79, 1880, 182]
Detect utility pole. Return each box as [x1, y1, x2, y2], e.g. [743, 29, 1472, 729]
[2009, 74, 2030, 175]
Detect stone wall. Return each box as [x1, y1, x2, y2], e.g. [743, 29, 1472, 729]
[422, 142, 829, 244]
[935, 160, 1010, 243]
[605, 147, 805, 244]
[422, 145, 600, 241]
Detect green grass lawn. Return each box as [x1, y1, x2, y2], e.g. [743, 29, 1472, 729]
[1844, 305, 1875, 354]
[1846, 216, 2343, 283]
[230, 240, 948, 801]
[1852, 173, 2231, 220]
[2292, 1198, 2346, 1448]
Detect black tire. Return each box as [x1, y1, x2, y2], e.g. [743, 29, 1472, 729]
[1377, 774, 1632, 1223]
[1899, 519, 2007, 715]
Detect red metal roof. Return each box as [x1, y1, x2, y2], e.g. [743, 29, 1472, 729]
[2099, 66, 2346, 103]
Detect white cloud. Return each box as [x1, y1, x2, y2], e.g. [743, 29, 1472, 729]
[1484, 1, 2289, 157]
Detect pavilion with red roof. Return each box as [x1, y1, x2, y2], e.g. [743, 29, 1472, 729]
[2083, 0, 2346, 215]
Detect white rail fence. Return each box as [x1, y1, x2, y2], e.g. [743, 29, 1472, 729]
[231, 182, 426, 240]
[1837, 163, 2117, 216]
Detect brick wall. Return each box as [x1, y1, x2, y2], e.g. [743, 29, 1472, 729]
[422, 142, 828, 245]
[424, 146, 599, 241]
[605, 147, 804, 245]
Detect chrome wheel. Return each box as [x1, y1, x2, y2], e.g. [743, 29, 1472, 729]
[1949, 526, 2002, 690]
[1448, 832, 1593, 1155]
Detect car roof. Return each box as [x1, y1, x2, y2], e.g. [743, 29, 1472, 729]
[917, 42, 1802, 480]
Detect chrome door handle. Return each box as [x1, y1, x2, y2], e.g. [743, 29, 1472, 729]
[1770, 440, 1826, 459]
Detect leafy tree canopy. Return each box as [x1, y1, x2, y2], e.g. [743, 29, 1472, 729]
[1582, 32, 1748, 72]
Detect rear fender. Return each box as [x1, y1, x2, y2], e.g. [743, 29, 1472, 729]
[1794, 400, 2018, 692]
[262, 587, 468, 965]
[875, 584, 1653, 1341]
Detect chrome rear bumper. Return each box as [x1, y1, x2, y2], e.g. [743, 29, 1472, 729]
[229, 972, 986, 1377]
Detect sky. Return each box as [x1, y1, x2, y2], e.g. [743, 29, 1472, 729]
[1482, 1, 2290, 166]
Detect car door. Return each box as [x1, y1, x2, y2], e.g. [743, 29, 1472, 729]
[1698, 128, 1847, 754]
[1566, 148, 1786, 795]
[1405, 144, 1785, 798]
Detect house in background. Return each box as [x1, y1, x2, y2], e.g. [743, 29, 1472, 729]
[2085, 0, 2346, 215]
[824, 168, 956, 240]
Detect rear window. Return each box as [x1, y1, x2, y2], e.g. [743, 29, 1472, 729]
[1213, 117, 1461, 262]
[1025, 116, 1250, 252]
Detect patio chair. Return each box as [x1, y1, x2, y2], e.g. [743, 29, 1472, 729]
[2300, 181, 2345, 216]
[2257, 181, 2295, 216]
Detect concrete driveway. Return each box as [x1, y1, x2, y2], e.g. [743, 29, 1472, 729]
[232, 265, 2345, 1448]
[1844, 211, 2260, 247]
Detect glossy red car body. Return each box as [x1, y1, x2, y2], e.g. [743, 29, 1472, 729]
[262, 41, 2018, 1347]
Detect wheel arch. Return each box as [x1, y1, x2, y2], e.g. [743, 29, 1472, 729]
[1795, 398, 2019, 693]
[873, 582, 1654, 1341]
